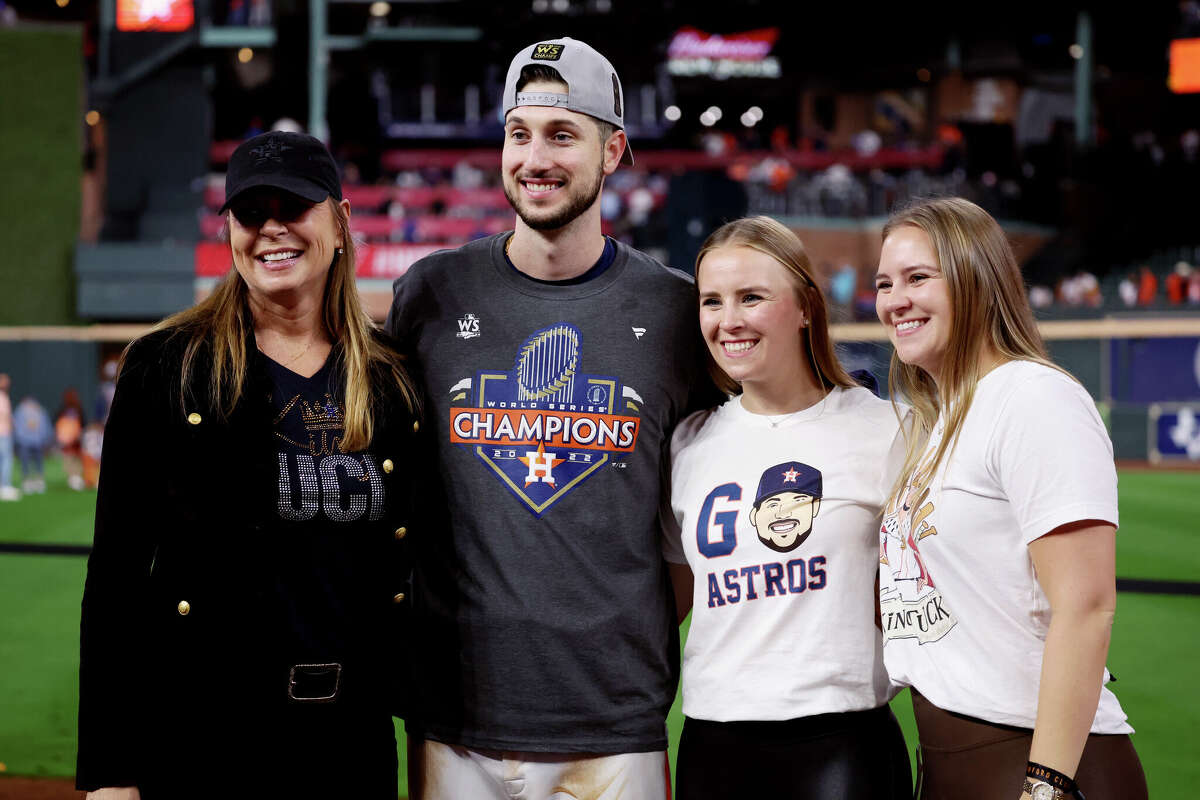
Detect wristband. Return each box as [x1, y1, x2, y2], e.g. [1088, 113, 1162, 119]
[1025, 762, 1085, 799]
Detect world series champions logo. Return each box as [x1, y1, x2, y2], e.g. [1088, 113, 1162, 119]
[447, 323, 642, 516]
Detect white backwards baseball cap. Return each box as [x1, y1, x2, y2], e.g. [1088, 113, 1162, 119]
[502, 37, 634, 165]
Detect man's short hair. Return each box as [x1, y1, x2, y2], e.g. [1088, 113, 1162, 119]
[515, 64, 617, 147]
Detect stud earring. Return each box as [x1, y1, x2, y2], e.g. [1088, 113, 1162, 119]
[336, 247, 345, 255]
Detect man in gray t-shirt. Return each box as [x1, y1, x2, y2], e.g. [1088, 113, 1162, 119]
[387, 37, 717, 800]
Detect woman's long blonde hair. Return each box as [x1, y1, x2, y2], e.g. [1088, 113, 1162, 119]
[695, 215, 856, 396]
[882, 196, 1061, 497]
[143, 199, 418, 451]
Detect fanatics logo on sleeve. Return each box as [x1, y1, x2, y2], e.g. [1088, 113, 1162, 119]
[531, 42, 564, 60]
[446, 322, 643, 516]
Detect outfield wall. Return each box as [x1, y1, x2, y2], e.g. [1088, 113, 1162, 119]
[2, 318, 1198, 462]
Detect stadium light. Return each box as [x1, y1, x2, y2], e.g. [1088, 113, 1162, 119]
[747, 106, 763, 122]
[369, 1, 389, 17]
[85, 110, 100, 126]
[1069, 43, 1084, 59]
[238, 47, 254, 63]
[740, 112, 756, 127]
[706, 105, 723, 122]
[699, 110, 716, 127]
[664, 105, 682, 122]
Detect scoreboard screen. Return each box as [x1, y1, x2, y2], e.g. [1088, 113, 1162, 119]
[1169, 38, 1200, 94]
[116, 0, 194, 32]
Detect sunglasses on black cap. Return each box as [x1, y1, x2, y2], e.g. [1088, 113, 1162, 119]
[228, 189, 319, 228]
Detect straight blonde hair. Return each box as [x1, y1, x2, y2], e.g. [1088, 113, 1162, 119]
[139, 199, 418, 451]
[881, 196, 1062, 498]
[695, 215, 855, 396]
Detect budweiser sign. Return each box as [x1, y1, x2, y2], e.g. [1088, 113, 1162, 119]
[667, 27, 779, 61]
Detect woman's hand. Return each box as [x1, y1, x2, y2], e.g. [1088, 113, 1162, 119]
[86, 788, 141, 800]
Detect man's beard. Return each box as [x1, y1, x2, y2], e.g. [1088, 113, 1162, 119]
[504, 162, 605, 231]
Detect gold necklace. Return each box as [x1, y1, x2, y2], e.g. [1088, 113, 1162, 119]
[263, 333, 314, 367]
[281, 337, 313, 366]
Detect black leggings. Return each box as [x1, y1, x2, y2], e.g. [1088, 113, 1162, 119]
[675, 706, 912, 800]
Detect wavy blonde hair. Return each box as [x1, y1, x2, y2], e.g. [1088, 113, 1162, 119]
[142, 199, 418, 451]
[695, 215, 855, 396]
[881, 197, 1063, 498]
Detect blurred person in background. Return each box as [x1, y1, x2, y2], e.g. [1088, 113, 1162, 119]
[1137, 265, 1158, 305]
[664, 217, 912, 799]
[77, 131, 423, 800]
[54, 387, 85, 491]
[0, 373, 15, 501]
[80, 420, 104, 489]
[830, 261, 858, 317]
[1117, 272, 1138, 307]
[1028, 284, 1054, 309]
[1166, 262, 1189, 305]
[13, 394, 51, 494]
[94, 357, 118, 426]
[387, 37, 717, 800]
[874, 197, 1146, 800]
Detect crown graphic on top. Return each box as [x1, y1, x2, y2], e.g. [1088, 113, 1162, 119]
[299, 395, 345, 430]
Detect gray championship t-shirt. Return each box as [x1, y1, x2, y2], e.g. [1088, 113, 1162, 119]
[387, 233, 716, 752]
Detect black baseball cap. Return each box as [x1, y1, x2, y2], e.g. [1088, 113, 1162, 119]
[220, 131, 342, 213]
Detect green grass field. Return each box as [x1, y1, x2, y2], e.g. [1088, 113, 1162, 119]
[1, 462, 1197, 796]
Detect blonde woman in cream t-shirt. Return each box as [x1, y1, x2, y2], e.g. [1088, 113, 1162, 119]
[874, 197, 1147, 800]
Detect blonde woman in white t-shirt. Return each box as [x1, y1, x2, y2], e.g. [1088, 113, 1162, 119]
[874, 196, 1147, 800]
[665, 216, 912, 799]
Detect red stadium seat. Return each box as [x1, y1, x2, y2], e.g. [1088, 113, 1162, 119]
[342, 185, 394, 211]
[350, 215, 401, 240]
[442, 187, 511, 212]
[203, 183, 225, 210]
[199, 213, 225, 239]
[392, 186, 440, 211]
[414, 215, 499, 242]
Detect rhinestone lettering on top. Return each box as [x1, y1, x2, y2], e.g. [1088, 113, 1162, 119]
[360, 456, 386, 522]
[320, 455, 369, 522]
[274, 388, 386, 524]
[278, 453, 321, 521]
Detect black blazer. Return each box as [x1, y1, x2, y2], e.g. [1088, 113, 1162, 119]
[76, 328, 424, 791]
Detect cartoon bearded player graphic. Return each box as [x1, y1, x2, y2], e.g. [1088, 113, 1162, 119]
[749, 461, 823, 553]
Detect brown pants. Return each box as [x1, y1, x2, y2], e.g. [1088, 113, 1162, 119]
[911, 691, 1147, 800]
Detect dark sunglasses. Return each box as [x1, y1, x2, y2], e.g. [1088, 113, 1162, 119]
[228, 191, 318, 227]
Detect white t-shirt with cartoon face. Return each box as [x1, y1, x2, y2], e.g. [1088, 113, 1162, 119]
[878, 360, 1132, 733]
[665, 386, 908, 722]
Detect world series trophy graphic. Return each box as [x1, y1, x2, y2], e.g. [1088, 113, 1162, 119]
[449, 323, 643, 516]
